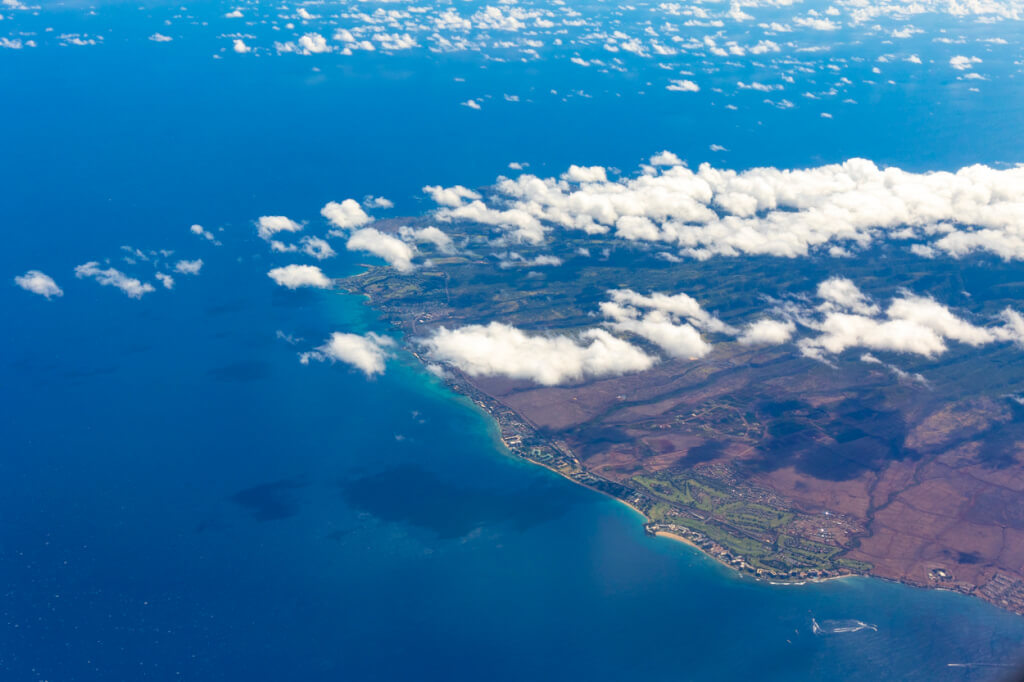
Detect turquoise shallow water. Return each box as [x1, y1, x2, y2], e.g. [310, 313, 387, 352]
[3, 3, 1024, 679]
[4, 249, 1024, 681]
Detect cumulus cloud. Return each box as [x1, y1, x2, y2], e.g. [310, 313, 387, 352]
[300, 236, 336, 260]
[605, 289, 733, 333]
[650, 151, 684, 167]
[174, 259, 203, 275]
[258, 216, 303, 240]
[796, 278, 1018, 359]
[399, 226, 456, 254]
[421, 322, 657, 386]
[347, 228, 416, 272]
[267, 264, 333, 289]
[190, 224, 218, 243]
[300, 332, 394, 378]
[156, 272, 174, 289]
[497, 252, 562, 268]
[601, 303, 711, 358]
[14, 270, 62, 299]
[423, 184, 482, 207]
[75, 262, 155, 299]
[364, 195, 394, 209]
[563, 165, 608, 183]
[817, 277, 879, 315]
[666, 79, 700, 92]
[596, 289, 734, 359]
[321, 199, 372, 232]
[430, 157, 1024, 261]
[949, 55, 981, 70]
[738, 318, 796, 345]
[298, 33, 332, 54]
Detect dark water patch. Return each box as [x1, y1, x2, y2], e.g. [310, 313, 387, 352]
[326, 527, 359, 544]
[208, 361, 272, 382]
[272, 287, 319, 308]
[231, 479, 306, 521]
[120, 342, 152, 356]
[339, 465, 581, 540]
[62, 365, 119, 381]
[205, 300, 247, 316]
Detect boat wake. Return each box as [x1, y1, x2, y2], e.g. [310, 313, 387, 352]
[811, 617, 878, 635]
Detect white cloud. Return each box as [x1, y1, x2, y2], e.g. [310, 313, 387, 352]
[75, 262, 155, 299]
[650, 151, 684, 166]
[298, 32, 331, 54]
[793, 16, 840, 30]
[267, 264, 333, 289]
[886, 295, 998, 346]
[1000, 308, 1024, 347]
[461, 98, 482, 110]
[796, 279, 1017, 359]
[497, 252, 562, 268]
[300, 332, 394, 378]
[364, 195, 394, 209]
[399, 226, 456, 254]
[258, 215, 303, 240]
[232, 38, 251, 53]
[817, 277, 879, 315]
[190, 224, 217, 242]
[611, 289, 733, 333]
[563, 165, 608, 183]
[14, 270, 62, 299]
[949, 55, 981, 70]
[666, 79, 700, 92]
[602, 303, 711, 358]
[148, 33, 173, 42]
[174, 258, 203, 275]
[271, 240, 298, 253]
[346, 228, 416, 272]
[738, 319, 796, 345]
[156, 272, 174, 289]
[301, 236, 336, 260]
[430, 157, 1024, 261]
[421, 322, 657, 386]
[321, 199, 372, 232]
[800, 313, 949, 358]
[423, 184, 481, 207]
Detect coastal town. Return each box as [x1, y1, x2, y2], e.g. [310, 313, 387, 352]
[434, 359, 868, 585]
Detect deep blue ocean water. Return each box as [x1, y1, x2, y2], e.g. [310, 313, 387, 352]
[4, 4, 1024, 680]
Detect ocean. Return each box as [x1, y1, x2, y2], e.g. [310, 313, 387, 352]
[4, 3, 1024, 679]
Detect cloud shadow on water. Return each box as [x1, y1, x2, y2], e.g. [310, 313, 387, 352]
[231, 479, 307, 521]
[339, 465, 588, 540]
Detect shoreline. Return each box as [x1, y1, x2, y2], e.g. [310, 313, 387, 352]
[346, 286, 1022, 615]
[516, 442, 860, 587]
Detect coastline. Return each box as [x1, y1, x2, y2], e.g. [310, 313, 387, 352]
[346, 286, 1023, 616]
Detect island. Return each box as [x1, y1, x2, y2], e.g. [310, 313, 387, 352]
[341, 216, 1024, 616]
